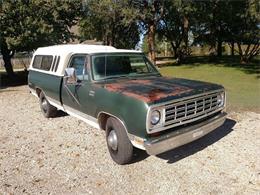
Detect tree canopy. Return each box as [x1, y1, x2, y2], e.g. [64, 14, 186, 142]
[79, 0, 139, 49]
[0, 0, 82, 76]
[0, 0, 259, 77]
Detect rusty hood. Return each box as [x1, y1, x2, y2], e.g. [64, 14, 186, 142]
[103, 76, 223, 104]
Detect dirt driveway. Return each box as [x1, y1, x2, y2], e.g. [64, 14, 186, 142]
[0, 85, 259, 194]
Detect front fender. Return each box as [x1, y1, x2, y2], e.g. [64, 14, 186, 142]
[95, 88, 149, 138]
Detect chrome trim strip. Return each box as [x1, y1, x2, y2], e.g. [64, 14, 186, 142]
[97, 111, 126, 131]
[29, 87, 38, 97]
[47, 97, 64, 111]
[144, 112, 227, 155]
[64, 105, 99, 129]
[64, 84, 81, 105]
[29, 67, 63, 76]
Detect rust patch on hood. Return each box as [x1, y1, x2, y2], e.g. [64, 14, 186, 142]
[105, 78, 193, 103]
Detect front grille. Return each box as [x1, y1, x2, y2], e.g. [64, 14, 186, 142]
[164, 92, 222, 128]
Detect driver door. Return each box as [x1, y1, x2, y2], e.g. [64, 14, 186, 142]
[62, 54, 91, 114]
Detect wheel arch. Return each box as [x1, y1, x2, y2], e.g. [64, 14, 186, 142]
[35, 87, 43, 97]
[97, 111, 146, 151]
[97, 111, 128, 133]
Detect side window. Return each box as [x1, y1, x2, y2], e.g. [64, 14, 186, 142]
[69, 55, 88, 80]
[41, 56, 53, 71]
[32, 55, 53, 71]
[32, 56, 42, 69]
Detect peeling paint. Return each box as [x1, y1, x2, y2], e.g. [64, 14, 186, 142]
[104, 78, 194, 103]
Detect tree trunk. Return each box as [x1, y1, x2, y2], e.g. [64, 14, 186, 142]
[0, 39, 15, 77]
[183, 16, 189, 51]
[240, 56, 248, 64]
[231, 41, 234, 56]
[217, 38, 222, 57]
[3, 55, 14, 76]
[147, 22, 156, 64]
[170, 42, 177, 59]
[110, 21, 115, 46]
[236, 42, 259, 63]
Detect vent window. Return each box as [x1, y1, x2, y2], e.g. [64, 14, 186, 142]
[54, 56, 60, 72]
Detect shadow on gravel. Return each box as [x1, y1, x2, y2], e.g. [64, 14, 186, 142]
[55, 110, 68, 118]
[0, 70, 28, 89]
[130, 148, 149, 164]
[156, 118, 236, 164]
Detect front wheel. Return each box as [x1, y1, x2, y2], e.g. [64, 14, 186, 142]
[106, 117, 133, 165]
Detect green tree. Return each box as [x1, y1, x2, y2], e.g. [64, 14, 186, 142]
[191, 0, 259, 62]
[80, 0, 166, 63]
[130, 0, 165, 63]
[0, 0, 81, 77]
[191, 0, 232, 57]
[79, 0, 139, 49]
[226, 0, 259, 63]
[158, 0, 195, 59]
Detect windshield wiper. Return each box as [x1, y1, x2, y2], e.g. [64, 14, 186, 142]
[133, 72, 159, 76]
[105, 75, 131, 80]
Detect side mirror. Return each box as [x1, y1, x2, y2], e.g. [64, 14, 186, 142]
[65, 67, 77, 85]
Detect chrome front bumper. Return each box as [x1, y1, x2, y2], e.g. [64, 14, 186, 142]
[144, 112, 227, 155]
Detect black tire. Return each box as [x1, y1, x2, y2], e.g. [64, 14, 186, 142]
[106, 117, 133, 165]
[39, 92, 57, 118]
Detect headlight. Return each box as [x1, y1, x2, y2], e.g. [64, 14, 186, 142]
[217, 92, 225, 107]
[150, 110, 161, 125]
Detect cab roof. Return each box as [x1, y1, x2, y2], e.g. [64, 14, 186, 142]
[34, 44, 142, 55]
[30, 44, 143, 76]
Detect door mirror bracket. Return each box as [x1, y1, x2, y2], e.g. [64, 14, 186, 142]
[64, 67, 77, 85]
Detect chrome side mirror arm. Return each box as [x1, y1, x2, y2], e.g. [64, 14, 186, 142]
[64, 67, 77, 85]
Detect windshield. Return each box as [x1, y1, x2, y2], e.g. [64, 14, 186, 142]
[91, 53, 159, 81]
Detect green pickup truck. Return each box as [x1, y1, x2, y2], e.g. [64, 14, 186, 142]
[28, 44, 227, 164]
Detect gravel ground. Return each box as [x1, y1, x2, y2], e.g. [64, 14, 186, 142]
[0, 85, 259, 194]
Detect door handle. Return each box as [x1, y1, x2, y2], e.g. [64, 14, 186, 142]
[89, 90, 95, 97]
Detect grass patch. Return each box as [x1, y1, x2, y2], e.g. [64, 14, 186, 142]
[159, 57, 260, 112]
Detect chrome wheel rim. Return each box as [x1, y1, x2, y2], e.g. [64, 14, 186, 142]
[41, 99, 48, 112]
[107, 130, 118, 151]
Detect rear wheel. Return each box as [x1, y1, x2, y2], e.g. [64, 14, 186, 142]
[106, 117, 133, 165]
[39, 92, 57, 118]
